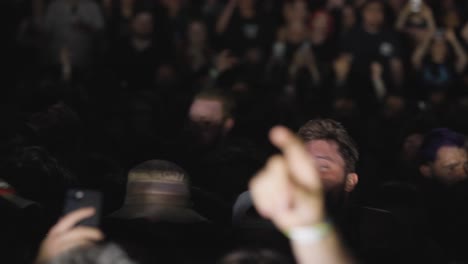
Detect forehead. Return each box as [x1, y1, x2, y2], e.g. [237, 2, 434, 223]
[364, 2, 383, 12]
[189, 98, 223, 115]
[190, 21, 204, 30]
[134, 13, 153, 23]
[313, 13, 328, 22]
[435, 146, 466, 163]
[304, 140, 345, 166]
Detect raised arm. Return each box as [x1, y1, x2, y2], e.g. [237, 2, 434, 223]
[249, 127, 353, 264]
[445, 29, 468, 73]
[421, 4, 436, 33]
[289, 45, 321, 85]
[215, 0, 238, 34]
[395, 2, 412, 32]
[411, 30, 433, 70]
[35, 208, 104, 264]
[396, 2, 436, 33]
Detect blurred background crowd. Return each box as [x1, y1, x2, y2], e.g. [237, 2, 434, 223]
[3, 0, 468, 263]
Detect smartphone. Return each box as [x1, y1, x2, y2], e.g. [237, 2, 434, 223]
[63, 189, 102, 227]
[410, 0, 422, 13]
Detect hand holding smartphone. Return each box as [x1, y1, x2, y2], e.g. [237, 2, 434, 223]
[63, 189, 102, 227]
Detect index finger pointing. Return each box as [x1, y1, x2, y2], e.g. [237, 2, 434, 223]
[269, 126, 321, 190]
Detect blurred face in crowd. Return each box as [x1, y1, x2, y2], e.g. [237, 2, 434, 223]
[284, 0, 308, 23]
[122, 0, 134, 8]
[310, 12, 330, 37]
[431, 38, 448, 63]
[362, 2, 384, 31]
[383, 95, 405, 118]
[161, 0, 182, 10]
[239, 0, 255, 11]
[283, 0, 308, 23]
[402, 133, 424, 161]
[292, 0, 308, 19]
[188, 98, 233, 146]
[132, 12, 154, 38]
[188, 21, 207, 46]
[286, 20, 307, 44]
[304, 140, 358, 194]
[424, 146, 468, 184]
[342, 5, 356, 30]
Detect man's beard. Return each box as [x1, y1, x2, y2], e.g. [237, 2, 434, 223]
[324, 184, 348, 218]
[185, 121, 225, 149]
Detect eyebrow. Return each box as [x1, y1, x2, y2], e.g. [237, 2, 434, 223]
[442, 161, 463, 169]
[315, 155, 335, 163]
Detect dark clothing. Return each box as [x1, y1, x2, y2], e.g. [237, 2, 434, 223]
[417, 60, 458, 98]
[0, 194, 46, 264]
[341, 27, 401, 72]
[103, 216, 230, 264]
[112, 38, 164, 91]
[338, 204, 443, 264]
[232, 190, 442, 264]
[420, 179, 468, 263]
[219, 11, 267, 56]
[341, 27, 402, 107]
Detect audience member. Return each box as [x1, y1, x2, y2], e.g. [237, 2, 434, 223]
[340, 0, 404, 113]
[249, 126, 353, 264]
[104, 159, 228, 264]
[43, 0, 105, 69]
[35, 207, 135, 264]
[417, 128, 468, 262]
[4, 0, 468, 263]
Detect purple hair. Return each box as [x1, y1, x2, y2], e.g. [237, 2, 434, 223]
[419, 128, 465, 164]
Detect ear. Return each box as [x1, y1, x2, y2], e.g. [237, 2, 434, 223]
[223, 118, 235, 133]
[419, 164, 431, 178]
[344, 173, 359, 193]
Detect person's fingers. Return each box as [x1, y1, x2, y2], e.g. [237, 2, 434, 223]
[269, 126, 321, 191]
[49, 208, 95, 236]
[249, 169, 273, 218]
[57, 227, 104, 246]
[36, 226, 102, 264]
[249, 155, 290, 218]
[265, 155, 292, 212]
[52, 239, 95, 258]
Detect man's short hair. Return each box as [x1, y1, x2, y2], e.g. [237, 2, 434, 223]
[193, 89, 235, 119]
[128, 160, 189, 184]
[125, 160, 191, 205]
[298, 119, 359, 173]
[419, 128, 465, 165]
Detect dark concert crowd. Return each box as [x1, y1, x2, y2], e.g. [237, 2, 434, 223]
[2, 0, 468, 263]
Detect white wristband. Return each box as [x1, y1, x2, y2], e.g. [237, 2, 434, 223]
[287, 222, 332, 244]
